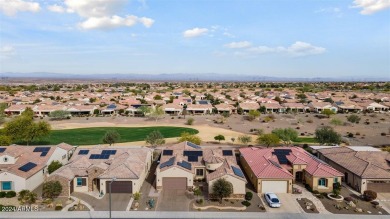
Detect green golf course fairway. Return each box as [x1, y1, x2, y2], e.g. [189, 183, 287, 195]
[27, 126, 199, 145]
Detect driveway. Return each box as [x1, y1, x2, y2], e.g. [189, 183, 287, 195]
[72, 192, 132, 211]
[260, 193, 303, 213]
[156, 189, 192, 211]
[377, 193, 390, 213]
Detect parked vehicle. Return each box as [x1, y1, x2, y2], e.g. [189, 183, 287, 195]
[264, 193, 281, 208]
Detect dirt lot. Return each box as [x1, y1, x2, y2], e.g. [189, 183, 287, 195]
[42, 112, 390, 146]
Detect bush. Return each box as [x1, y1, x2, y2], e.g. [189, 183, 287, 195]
[245, 192, 253, 201]
[0, 191, 6, 198]
[55, 205, 63, 211]
[5, 191, 16, 198]
[363, 190, 377, 202]
[347, 114, 361, 123]
[43, 181, 62, 199]
[381, 132, 386, 136]
[186, 118, 194, 125]
[347, 133, 354, 138]
[313, 190, 320, 194]
[241, 200, 251, 207]
[197, 198, 204, 204]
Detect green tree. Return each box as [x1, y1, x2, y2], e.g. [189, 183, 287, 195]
[48, 160, 63, 174]
[178, 132, 202, 145]
[186, 117, 194, 125]
[347, 114, 361, 124]
[0, 135, 11, 146]
[330, 118, 343, 126]
[42, 181, 62, 199]
[259, 106, 266, 113]
[247, 110, 260, 121]
[102, 130, 120, 146]
[153, 95, 162, 100]
[315, 126, 341, 145]
[18, 190, 37, 205]
[0, 103, 7, 124]
[212, 178, 233, 203]
[4, 116, 51, 145]
[145, 130, 166, 147]
[22, 107, 34, 119]
[49, 110, 70, 120]
[238, 135, 252, 145]
[149, 106, 165, 122]
[271, 128, 298, 144]
[138, 106, 151, 117]
[321, 109, 335, 118]
[214, 134, 225, 142]
[257, 133, 280, 148]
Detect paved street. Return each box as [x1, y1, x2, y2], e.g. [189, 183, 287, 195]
[3, 211, 390, 218]
[377, 193, 390, 213]
[156, 189, 192, 211]
[260, 193, 303, 213]
[72, 192, 131, 211]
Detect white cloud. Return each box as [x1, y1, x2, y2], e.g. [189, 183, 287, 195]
[224, 41, 252, 49]
[183, 27, 208, 38]
[79, 15, 154, 30]
[352, 0, 390, 15]
[0, 0, 40, 16]
[48, 0, 154, 30]
[0, 45, 15, 59]
[47, 4, 66, 13]
[231, 41, 326, 57]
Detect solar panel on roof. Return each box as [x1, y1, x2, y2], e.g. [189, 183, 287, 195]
[188, 156, 198, 162]
[101, 154, 110, 159]
[177, 161, 192, 170]
[109, 150, 116, 155]
[19, 162, 37, 172]
[183, 150, 203, 157]
[273, 149, 291, 164]
[222, 150, 233, 156]
[160, 157, 175, 168]
[187, 142, 201, 149]
[89, 154, 99, 159]
[232, 166, 245, 178]
[33, 147, 50, 152]
[40, 152, 48, 157]
[0, 148, 6, 153]
[78, 150, 89, 155]
[163, 150, 173, 156]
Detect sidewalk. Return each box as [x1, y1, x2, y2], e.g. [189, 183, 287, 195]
[294, 184, 331, 214]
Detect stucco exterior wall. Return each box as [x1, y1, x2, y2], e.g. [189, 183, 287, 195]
[0, 172, 25, 192]
[156, 167, 193, 190]
[25, 168, 45, 192]
[73, 177, 88, 192]
[208, 175, 246, 195]
[0, 154, 16, 165]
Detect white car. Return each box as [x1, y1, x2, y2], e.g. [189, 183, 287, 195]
[264, 193, 281, 208]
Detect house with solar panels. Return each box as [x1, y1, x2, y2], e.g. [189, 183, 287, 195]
[47, 147, 152, 197]
[156, 141, 247, 197]
[239, 147, 343, 194]
[0, 143, 74, 193]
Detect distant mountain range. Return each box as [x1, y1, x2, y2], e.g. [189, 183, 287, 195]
[0, 72, 389, 82]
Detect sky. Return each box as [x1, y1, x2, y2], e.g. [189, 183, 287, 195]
[0, 0, 389, 78]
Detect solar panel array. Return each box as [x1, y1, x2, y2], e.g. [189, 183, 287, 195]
[177, 160, 192, 170]
[198, 100, 209, 105]
[273, 149, 291, 164]
[183, 150, 203, 157]
[231, 166, 245, 178]
[0, 148, 6, 153]
[222, 150, 233, 156]
[78, 150, 89, 155]
[269, 160, 282, 169]
[33, 147, 50, 157]
[187, 142, 201, 149]
[19, 162, 37, 172]
[89, 150, 117, 159]
[162, 150, 173, 156]
[187, 156, 199, 162]
[160, 157, 175, 168]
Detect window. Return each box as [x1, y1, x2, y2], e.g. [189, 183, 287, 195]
[77, 178, 83, 186]
[2, 181, 11, 190]
[196, 169, 204, 176]
[318, 178, 327, 187]
[3, 157, 8, 162]
[334, 178, 338, 183]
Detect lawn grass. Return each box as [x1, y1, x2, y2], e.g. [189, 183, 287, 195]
[21, 126, 198, 145]
[294, 137, 318, 143]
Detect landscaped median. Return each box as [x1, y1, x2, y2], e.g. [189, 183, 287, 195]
[17, 126, 199, 145]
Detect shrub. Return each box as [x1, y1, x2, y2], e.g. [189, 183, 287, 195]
[347, 115, 361, 123]
[381, 132, 386, 136]
[241, 200, 251, 207]
[55, 205, 63, 211]
[347, 133, 354, 138]
[363, 190, 377, 202]
[312, 190, 320, 194]
[42, 181, 62, 199]
[133, 192, 141, 201]
[186, 118, 194, 125]
[5, 191, 16, 198]
[197, 198, 204, 205]
[245, 192, 253, 201]
[48, 160, 63, 174]
[0, 192, 6, 198]
[330, 118, 343, 126]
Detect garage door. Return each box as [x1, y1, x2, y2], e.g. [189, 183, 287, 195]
[106, 181, 132, 193]
[367, 181, 390, 193]
[261, 180, 288, 193]
[162, 177, 187, 190]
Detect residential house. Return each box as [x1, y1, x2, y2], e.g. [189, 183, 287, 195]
[0, 143, 74, 193]
[156, 142, 247, 197]
[308, 102, 338, 113]
[282, 103, 309, 113]
[214, 103, 236, 114]
[261, 103, 285, 113]
[239, 102, 260, 114]
[47, 147, 152, 197]
[239, 147, 343, 194]
[317, 147, 390, 193]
